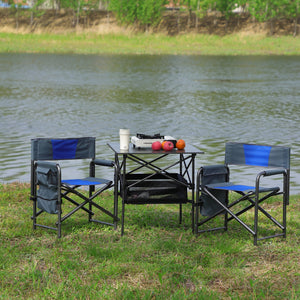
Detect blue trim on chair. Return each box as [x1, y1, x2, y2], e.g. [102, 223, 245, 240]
[212, 184, 255, 192]
[243, 144, 271, 167]
[62, 178, 110, 186]
[206, 181, 280, 193]
[51, 139, 78, 159]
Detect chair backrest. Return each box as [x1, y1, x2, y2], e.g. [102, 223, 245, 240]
[31, 137, 96, 161]
[225, 142, 290, 169]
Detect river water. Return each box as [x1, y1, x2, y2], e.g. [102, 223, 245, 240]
[0, 54, 299, 193]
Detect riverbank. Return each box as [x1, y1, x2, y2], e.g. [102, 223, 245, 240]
[1, 32, 300, 55]
[0, 182, 299, 298]
[1, 8, 299, 55]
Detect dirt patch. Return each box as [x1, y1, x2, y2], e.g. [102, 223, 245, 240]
[0, 8, 298, 36]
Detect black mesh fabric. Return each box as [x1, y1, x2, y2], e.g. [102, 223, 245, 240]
[122, 173, 188, 204]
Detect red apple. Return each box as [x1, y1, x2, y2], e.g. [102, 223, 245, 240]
[152, 141, 162, 151]
[163, 141, 174, 151]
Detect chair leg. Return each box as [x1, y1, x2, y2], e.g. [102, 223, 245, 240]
[253, 192, 259, 246]
[194, 203, 199, 234]
[89, 188, 93, 222]
[204, 187, 255, 235]
[57, 200, 62, 238]
[121, 200, 125, 236]
[114, 190, 119, 230]
[179, 203, 182, 224]
[224, 211, 228, 232]
[283, 193, 287, 239]
[88, 184, 118, 225]
[223, 192, 229, 231]
[32, 197, 37, 230]
[89, 201, 93, 222]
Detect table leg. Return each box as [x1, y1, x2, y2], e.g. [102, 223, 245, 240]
[114, 153, 119, 230]
[191, 154, 196, 233]
[121, 154, 127, 236]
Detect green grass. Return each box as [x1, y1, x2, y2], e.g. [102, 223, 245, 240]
[0, 182, 299, 299]
[0, 32, 300, 55]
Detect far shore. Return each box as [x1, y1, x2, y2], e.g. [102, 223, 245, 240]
[1, 32, 300, 55]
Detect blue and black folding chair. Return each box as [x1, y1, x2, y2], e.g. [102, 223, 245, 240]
[30, 137, 119, 238]
[195, 142, 290, 245]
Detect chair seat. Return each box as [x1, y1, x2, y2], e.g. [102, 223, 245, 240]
[206, 182, 280, 193]
[62, 177, 112, 186]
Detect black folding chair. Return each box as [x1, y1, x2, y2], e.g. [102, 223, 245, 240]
[195, 142, 290, 245]
[30, 137, 119, 238]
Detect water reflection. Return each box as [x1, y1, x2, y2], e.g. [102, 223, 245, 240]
[0, 54, 299, 193]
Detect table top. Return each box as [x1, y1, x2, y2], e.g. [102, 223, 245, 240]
[107, 142, 204, 155]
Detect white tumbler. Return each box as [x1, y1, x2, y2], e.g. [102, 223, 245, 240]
[119, 129, 130, 150]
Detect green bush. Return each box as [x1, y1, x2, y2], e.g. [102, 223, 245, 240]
[109, 0, 167, 28]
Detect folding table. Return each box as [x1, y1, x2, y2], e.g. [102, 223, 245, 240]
[107, 142, 203, 235]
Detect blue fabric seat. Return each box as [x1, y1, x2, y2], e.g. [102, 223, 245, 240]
[30, 137, 119, 238]
[195, 142, 290, 245]
[206, 182, 279, 193]
[62, 178, 111, 186]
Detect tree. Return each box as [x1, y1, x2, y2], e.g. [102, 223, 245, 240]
[234, 0, 248, 27]
[109, 0, 167, 30]
[137, 0, 167, 30]
[215, 0, 236, 25]
[8, 0, 26, 29]
[285, 0, 300, 36]
[28, 0, 46, 30]
[109, 0, 135, 24]
[60, 0, 96, 27]
[248, 0, 287, 35]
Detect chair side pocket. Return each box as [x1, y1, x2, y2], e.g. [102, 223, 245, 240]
[36, 164, 59, 214]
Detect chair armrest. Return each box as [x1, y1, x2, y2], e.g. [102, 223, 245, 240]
[36, 160, 58, 169]
[94, 159, 115, 167]
[260, 168, 286, 177]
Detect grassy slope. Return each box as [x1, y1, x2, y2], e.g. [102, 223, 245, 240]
[0, 183, 299, 299]
[1, 32, 300, 55]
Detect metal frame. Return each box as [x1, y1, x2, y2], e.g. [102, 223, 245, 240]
[195, 142, 290, 245]
[108, 142, 203, 235]
[30, 137, 119, 238]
